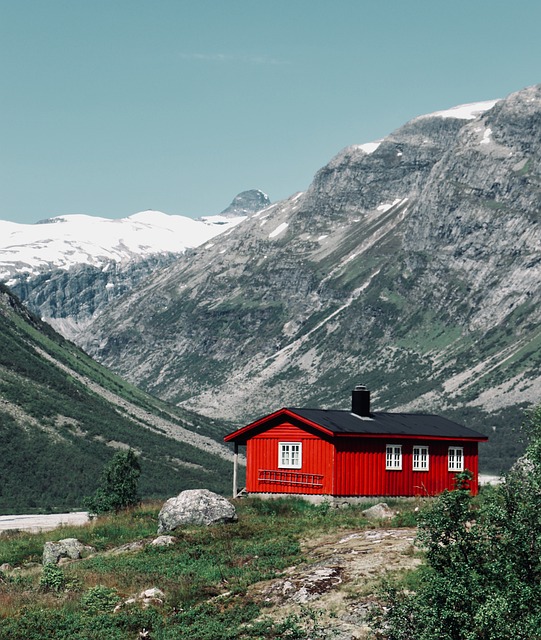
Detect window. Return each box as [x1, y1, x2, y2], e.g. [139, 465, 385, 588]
[386, 445, 402, 470]
[413, 446, 429, 471]
[448, 446, 464, 471]
[278, 442, 302, 469]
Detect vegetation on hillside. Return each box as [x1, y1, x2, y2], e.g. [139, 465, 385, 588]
[0, 284, 235, 513]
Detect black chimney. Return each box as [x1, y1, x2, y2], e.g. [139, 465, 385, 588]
[352, 384, 371, 417]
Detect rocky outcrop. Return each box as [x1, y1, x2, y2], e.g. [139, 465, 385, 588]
[43, 538, 95, 565]
[150, 535, 177, 547]
[157, 489, 238, 534]
[362, 503, 395, 521]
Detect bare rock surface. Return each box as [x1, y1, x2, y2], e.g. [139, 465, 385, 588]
[252, 527, 420, 639]
[157, 489, 237, 534]
[150, 535, 177, 547]
[107, 539, 146, 555]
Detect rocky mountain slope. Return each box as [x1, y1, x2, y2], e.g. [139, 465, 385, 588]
[0, 283, 237, 513]
[77, 85, 541, 472]
[1, 191, 268, 339]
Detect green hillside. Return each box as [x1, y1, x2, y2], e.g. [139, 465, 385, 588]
[0, 284, 236, 513]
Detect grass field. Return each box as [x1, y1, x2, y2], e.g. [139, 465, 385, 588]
[0, 497, 419, 639]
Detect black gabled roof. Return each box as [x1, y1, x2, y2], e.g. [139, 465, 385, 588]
[287, 408, 487, 440]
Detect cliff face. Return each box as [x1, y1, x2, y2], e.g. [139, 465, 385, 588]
[9, 254, 177, 340]
[38, 87, 541, 470]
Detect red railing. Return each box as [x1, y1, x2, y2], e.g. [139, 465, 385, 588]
[258, 469, 324, 487]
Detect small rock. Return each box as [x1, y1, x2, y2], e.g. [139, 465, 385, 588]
[150, 535, 177, 547]
[115, 587, 165, 612]
[0, 563, 12, 573]
[108, 540, 145, 555]
[362, 502, 395, 521]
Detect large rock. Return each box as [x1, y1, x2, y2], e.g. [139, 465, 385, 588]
[43, 538, 95, 565]
[157, 489, 237, 534]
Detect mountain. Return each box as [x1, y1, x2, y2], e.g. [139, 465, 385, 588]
[220, 189, 272, 217]
[76, 85, 541, 473]
[0, 283, 237, 513]
[1, 191, 269, 339]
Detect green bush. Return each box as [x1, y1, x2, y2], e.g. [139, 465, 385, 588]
[40, 563, 66, 592]
[81, 585, 120, 615]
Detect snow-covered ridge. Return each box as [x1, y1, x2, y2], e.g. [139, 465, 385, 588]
[0, 210, 246, 280]
[417, 99, 500, 121]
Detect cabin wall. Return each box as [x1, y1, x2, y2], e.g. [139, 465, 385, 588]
[333, 439, 479, 496]
[246, 422, 333, 495]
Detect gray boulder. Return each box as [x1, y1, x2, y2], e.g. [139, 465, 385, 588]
[158, 489, 237, 534]
[362, 502, 395, 521]
[43, 538, 95, 565]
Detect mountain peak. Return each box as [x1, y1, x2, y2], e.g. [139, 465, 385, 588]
[220, 190, 271, 217]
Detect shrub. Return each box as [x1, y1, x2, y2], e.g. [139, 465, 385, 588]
[81, 585, 120, 615]
[40, 563, 66, 592]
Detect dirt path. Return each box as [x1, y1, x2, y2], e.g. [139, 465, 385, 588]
[0, 512, 89, 533]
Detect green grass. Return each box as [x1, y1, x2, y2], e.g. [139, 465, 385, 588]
[0, 497, 419, 639]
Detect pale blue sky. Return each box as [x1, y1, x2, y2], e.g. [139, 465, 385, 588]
[1, 0, 539, 223]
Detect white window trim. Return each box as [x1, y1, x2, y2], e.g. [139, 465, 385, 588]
[448, 446, 464, 472]
[386, 444, 402, 470]
[278, 442, 302, 469]
[413, 445, 429, 471]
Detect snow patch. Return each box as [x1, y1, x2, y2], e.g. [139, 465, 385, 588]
[376, 198, 402, 212]
[357, 141, 381, 154]
[418, 99, 500, 121]
[480, 127, 493, 145]
[0, 210, 246, 277]
[269, 222, 289, 239]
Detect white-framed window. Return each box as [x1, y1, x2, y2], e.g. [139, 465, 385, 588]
[386, 445, 402, 470]
[413, 446, 429, 471]
[448, 446, 464, 471]
[278, 442, 302, 469]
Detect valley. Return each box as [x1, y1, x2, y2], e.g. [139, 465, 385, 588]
[2, 86, 541, 484]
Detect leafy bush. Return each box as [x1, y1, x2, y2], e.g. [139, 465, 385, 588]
[80, 585, 120, 615]
[40, 563, 66, 592]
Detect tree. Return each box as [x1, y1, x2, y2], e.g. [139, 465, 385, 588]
[83, 449, 141, 514]
[372, 405, 541, 640]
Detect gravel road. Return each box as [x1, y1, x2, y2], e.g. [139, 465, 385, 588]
[0, 512, 89, 533]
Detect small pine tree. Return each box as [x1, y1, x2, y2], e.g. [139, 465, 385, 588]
[84, 449, 141, 514]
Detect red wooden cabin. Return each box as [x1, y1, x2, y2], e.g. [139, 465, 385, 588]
[224, 386, 488, 499]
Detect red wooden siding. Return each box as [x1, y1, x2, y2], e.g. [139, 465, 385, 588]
[334, 439, 479, 496]
[246, 422, 334, 494]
